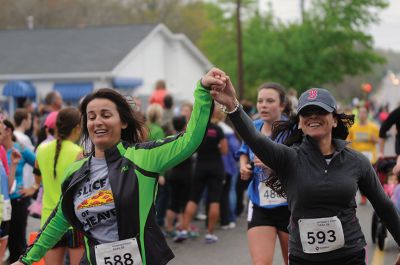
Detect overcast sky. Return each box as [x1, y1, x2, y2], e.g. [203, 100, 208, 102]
[259, 0, 400, 52]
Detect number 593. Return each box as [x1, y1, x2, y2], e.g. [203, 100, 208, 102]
[307, 230, 336, 245]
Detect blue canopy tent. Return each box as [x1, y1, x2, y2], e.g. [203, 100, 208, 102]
[3, 80, 36, 98]
[53, 82, 93, 104]
[2, 80, 36, 116]
[112, 77, 143, 89]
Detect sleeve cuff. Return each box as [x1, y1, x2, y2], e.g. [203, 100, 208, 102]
[199, 78, 211, 90]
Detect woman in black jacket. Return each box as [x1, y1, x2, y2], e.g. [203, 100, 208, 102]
[210, 76, 400, 265]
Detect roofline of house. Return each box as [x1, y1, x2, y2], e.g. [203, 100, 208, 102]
[112, 23, 213, 74]
[155, 23, 212, 68]
[0, 23, 213, 82]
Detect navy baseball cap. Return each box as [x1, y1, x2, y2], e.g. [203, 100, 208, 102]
[297, 88, 337, 113]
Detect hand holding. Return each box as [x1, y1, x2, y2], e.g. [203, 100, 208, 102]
[201, 67, 227, 90]
[210, 76, 238, 111]
[11, 262, 25, 265]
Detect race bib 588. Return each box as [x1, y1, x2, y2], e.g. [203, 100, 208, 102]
[95, 238, 142, 265]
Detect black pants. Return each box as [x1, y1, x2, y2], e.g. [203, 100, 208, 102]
[220, 173, 231, 226]
[9, 197, 30, 263]
[289, 249, 366, 265]
[235, 178, 250, 216]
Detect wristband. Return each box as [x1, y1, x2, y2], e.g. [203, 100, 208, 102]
[220, 98, 240, 114]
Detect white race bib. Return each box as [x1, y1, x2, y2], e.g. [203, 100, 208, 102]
[298, 216, 344, 254]
[2, 199, 11, 221]
[361, 151, 373, 163]
[95, 238, 142, 265]
[259, 183, 286, 207]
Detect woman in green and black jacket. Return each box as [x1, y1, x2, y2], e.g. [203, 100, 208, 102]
[14, 68, 227, 265]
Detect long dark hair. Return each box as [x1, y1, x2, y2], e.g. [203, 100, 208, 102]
[79, 88, 147, 156]
[266, 111, 355, 197]
[53, 107, 80, 179]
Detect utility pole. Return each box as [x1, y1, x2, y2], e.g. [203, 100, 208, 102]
[236, 0, 244, 99]
[300, 0, 305, 22]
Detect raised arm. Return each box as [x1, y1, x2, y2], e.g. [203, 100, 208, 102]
[129, 68, 227, 173]
[210, 77, 296, 176]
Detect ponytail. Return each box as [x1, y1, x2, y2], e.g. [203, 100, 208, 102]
[53, 137, 62, 179]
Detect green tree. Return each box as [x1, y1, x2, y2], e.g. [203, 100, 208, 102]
[236, 0, 389, 100]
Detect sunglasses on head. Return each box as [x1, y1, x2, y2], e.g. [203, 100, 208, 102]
[299, 106, 330, 117]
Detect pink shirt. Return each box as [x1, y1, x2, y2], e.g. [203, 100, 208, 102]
[0, 145, 10, 175]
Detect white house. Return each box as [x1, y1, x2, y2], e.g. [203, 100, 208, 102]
[0, 24, 212, 115]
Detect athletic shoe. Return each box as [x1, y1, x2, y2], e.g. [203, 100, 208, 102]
[188, 224, 200, 238]
[228, 222, 236, 229]
[163, 230, 176, 238]
[195, 213, 207, 221]
[205, 234, 218, 244]
[221, 222, 236, 230]
[189, 230, 200, 238]
[173, 230, 188, 243]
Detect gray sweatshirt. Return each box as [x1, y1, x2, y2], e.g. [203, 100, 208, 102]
[230, 108, 400, 261]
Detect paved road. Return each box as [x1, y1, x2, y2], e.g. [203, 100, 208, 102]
[23, 194, 397, 265]
[163, 197, 398, 265]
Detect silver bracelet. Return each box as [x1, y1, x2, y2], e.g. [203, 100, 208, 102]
[220, 98, 240, 114]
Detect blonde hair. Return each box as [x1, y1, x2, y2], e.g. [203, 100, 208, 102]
[212, 105, 226, 123]
[146, 103, 163, 124]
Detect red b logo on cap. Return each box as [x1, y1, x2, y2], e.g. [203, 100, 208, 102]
[308, 89, 318, 100]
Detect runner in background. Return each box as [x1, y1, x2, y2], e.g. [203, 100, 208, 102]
[0, 120, 21, 264]
[164, 116, 194, 237]
[175, 105, 228, 244]
[1, 120, 36, 263]
[347, 106, 379, 205]
[34, 107, 84, 265]
[237, 83, 291, 265]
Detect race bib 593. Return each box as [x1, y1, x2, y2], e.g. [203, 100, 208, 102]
[298, 216, 345, 254]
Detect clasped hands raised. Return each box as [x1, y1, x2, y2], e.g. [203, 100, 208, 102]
[202, 67, 237, 111]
